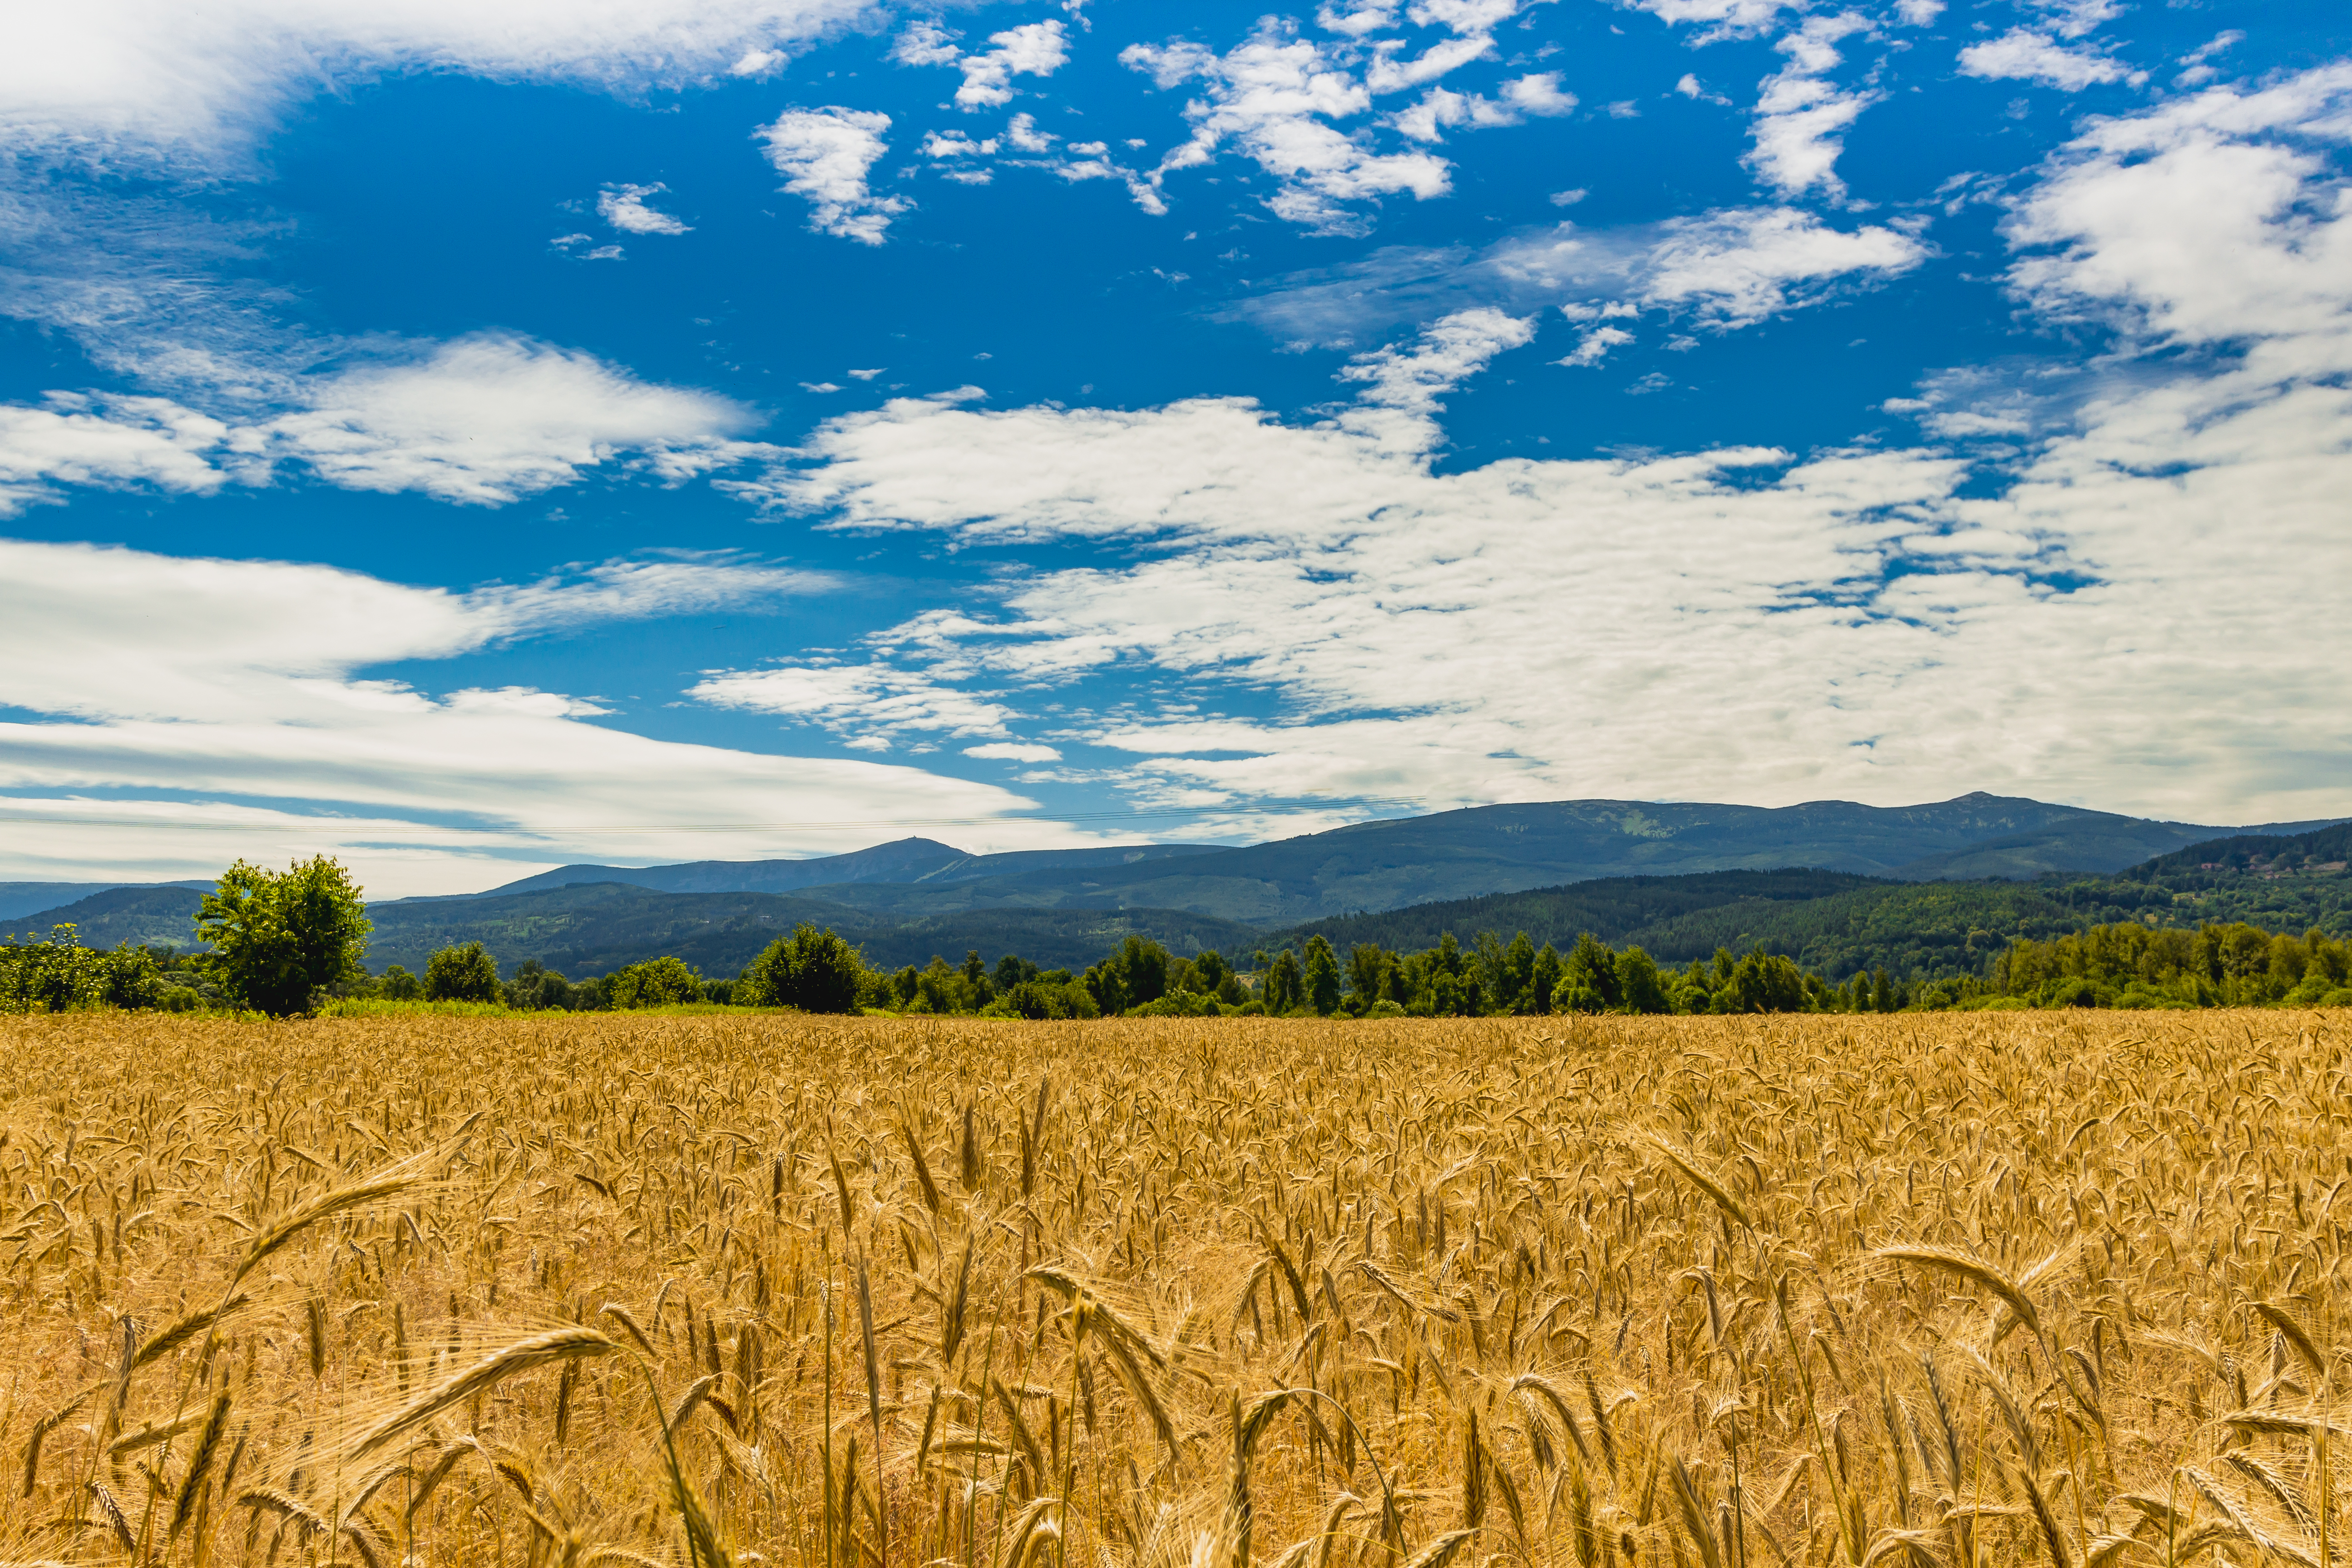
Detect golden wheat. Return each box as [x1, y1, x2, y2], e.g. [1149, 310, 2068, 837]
[0, 1009, 2347, 1568]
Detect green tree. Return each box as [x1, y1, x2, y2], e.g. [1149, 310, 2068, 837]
[1264, 949, 1304, 1014]
[376, 965, 423, 1001]
[606, 956, 703, 1009]
[1618, 946, 1671, 1014]
[1529, 942, 1563, 1014]
[1303, 935, 1342, 1015]
[198, 856, 371, 1016]
[1556, 932, 1622, 1014]
[740, 923, 870, 1013]
[424, 941, 502, 1003]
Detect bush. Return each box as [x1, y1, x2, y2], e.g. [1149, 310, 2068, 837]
[605, 956, 704, 1009]
[1129, 989, 1221, 1018]
[1365, 999, 1407, 1018]
[424, 942, 502, 1003]
[983, 979, 1102, 1020]
[0, 925, 161, 1014]
[739, 924, 871, 1013]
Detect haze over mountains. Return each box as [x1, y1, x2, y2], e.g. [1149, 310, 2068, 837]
[10, 793, 2345, 977]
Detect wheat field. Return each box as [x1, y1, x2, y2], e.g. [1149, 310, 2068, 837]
[1, 1010, 2346, 1568]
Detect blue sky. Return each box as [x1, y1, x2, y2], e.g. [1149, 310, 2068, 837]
[1, 0, 2347, 896]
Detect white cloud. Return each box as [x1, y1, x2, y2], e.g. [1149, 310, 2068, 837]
[890, 21, 963, 68]
[1119, 26, 1459, 233]
[1334, 307, 1535, 436]
[0, 539, 1089, 895]
[261, 334, 764, 503]
[0, 0, 875, 170]
[0, 335, 768, 509]
[1959, 30, 2132, 92]
[1747, 13, 1877, 200]
[1391, 74, 1575, 141]
[1638, 206, 1927, 324]
[0, 394, 234, 514]
[2001, 64, 2352, 350]
[1625, 0, 1792, 40]
[1233, 206, 1926, 347]
[954, 21, 1069, 110]
[597, 181, 691, 235]
[1556, 325, 1633, 366]
[690, 660, 1022, 742]
[965, 741, 1064, 762]
[702, 76, 2352, 828]
[756, 105, 909, 244]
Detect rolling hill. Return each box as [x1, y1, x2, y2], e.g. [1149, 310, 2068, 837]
[457, 793, 2346, 927]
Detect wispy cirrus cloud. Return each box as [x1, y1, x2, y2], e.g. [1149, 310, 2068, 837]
[1225, 205, 1928, 350]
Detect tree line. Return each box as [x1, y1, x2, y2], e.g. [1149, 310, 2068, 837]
[6, 855, 2350, 1016]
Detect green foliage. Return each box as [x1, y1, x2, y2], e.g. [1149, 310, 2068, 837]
[1083, 936, 1174, 1016]
[424, 941, 503, 1003]
[501, 959, 579, 1010]
[197, 856, 371, 1016]
[1303, 935, 1342, 1015]
[604, 955, 705, 1009]
[1988, 920, 2352, 1009]
[739, 923, 873, 1013]
[0, 925, 162, 1014]
[376, 964, 424, 1001]
[1262, 949, 1304, 1014]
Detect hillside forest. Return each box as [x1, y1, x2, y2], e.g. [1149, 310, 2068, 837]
[7, 847, 2352, 1018]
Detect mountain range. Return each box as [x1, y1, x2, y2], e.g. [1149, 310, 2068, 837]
[9, 791, 2345, 978]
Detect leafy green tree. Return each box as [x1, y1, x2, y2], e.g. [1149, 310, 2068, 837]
[198, 857, 372, 1015]
[1556, 933, 1622, 1014]
[1619, 946, 1672, 1014]
[424, 942, 502, 1003]
[605, 956, 703, 1009]
[1303, 935, 1342, 1015]
[376, 965, 423, 1001]
[1529, 942, 1563, 1014]
[1265, 949, 1304, 1014]
[994, 953, 1040, 992]
[740, 924, 871, 1013]
[1717, 949, 1811, 1013]
[960, 950, 994, 1005]
[503, 959, 573, 1010]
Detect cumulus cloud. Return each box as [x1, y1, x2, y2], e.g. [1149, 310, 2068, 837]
[0, 538, 1078, 895]
[965, 741, 1064, 762]
[596, 181, 691, 235]
[1115, 18, 1486, 235]
[756, 105, 909, 243]
[954, 21, 1069, 110]
[1391, 74, 1575, 141]
[0, 0, 874, 169]
[1747, 13, 1877, 200]
[1959, 31, 2133, 91]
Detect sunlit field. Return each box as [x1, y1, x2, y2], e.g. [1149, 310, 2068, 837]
[3, 1010, 2346, 1568]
